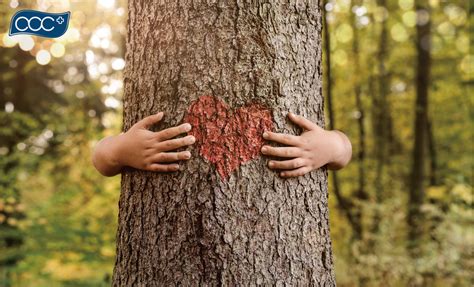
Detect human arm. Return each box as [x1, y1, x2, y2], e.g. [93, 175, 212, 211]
[92, 112, 195, 177]
[261, 112, 352, 178]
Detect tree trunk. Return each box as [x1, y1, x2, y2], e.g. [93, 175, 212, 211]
[408, 0, 431, 253]
[371, 0, 391, 234]
[323, 0, 356, 238]
[113, 1, 335, 285]
[322, 0, 341, 202]
[349, 0, 368, 241]
[426, 118, 437, 186]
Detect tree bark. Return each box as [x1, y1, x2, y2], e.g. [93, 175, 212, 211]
[408, 0, 431, 253]
[113, 1, 335, 285]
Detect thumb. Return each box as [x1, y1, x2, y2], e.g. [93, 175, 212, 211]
[133, 112, 164, 129]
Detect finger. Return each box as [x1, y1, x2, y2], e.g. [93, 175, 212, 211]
[155, 123, 192, 141]
[288, 112, 317, 131]
[261, 145, 301, 158]
[262, 131, 300, 146]
[146, 163, 180, 172]
[157, 135, 196, 152]
[280, 166, 311, 178]
[152, 151, 191, 163]
[268, 158, 306, 170]
[134, 112, 164, 129]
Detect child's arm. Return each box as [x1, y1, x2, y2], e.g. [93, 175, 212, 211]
[92, 112, 195, 177]
[261, 112, 352, 178]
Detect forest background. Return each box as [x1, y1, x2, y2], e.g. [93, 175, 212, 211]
[0, 0, 471, 286]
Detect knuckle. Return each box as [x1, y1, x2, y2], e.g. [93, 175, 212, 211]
[145, 163, 155, 171]
[153, 144, 163, 152]
[298, 158, 305, 166]
[183, 137, 193, 145]
[167, 128, 177, 136]
[291, 162, 298, 169]
[158, 131, 169, 140]
[155, 154, 164, 162]
[142, 150, 152, 159]
[181, 152, 190, 160]
[154, 134, 163, 142]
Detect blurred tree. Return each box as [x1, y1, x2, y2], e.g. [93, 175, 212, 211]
[323, 0, 358, 241]
[113, 1, 335, 285]
[372, 0, 392, 233]
[349, 0, 369, 240]
[408, 0, 431, 254]
[0, 1, 123, 285]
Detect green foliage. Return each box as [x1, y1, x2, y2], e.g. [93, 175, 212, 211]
[325, 0, 472, 285]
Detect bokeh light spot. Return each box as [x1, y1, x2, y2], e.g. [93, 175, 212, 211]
[18, 36, 35, 51]
[50, 42, 65, 58]
[36, 50, 51, 65]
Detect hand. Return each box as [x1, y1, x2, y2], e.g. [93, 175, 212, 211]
[261, 112, 352, 178]
[92, 112, 196, 176]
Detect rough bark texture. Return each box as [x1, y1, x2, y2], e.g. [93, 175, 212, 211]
[113, 1, 335, 285]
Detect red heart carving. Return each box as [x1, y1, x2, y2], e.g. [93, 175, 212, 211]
[184, 95, 273, 179]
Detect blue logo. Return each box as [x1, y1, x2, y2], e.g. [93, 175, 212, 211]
[9, 10, 70, 38]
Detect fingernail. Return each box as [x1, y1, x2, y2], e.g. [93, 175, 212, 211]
[184, 151, 191, 159]
[261, 146, 267, 153]
[268, 161, 274, 167]
[184, 123, 192, 132]
[263, 132, 269, 138]
[188, 136, 196, 144]
[157, 112, 164, 118]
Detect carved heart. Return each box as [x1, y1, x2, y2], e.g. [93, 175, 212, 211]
[184, 95, 273, 179]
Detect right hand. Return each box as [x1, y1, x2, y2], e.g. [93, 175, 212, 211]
[114, 112, 196, 172]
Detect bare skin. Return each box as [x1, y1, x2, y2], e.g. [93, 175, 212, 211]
[93, 112, 351, 178]
[92, 112, 195, 177]
[261, 112, 352, 178]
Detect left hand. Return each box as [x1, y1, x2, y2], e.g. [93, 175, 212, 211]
[261, 112, 352, 178]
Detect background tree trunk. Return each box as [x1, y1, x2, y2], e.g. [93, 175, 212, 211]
[371, 0, 391, 234]
[323, 0, 357, 239]
[349, 0, 368, 241]
[408, 0, 431, 254]
[113, 1, 335, 285]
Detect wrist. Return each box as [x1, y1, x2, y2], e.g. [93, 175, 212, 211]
[109, 133, 125, 168]
[327, 130, 352, 170]
[92, 134, 124, 176]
